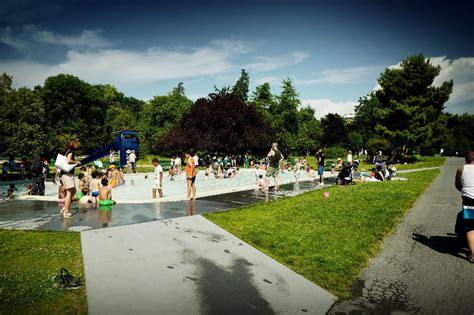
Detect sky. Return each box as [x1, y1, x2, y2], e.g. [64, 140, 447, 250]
[0, 0, 473, 118]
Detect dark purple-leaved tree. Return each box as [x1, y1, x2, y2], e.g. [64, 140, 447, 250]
[158, 94, 273, 154]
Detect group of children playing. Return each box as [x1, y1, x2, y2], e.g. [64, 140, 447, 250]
[57, 165, 122, 209]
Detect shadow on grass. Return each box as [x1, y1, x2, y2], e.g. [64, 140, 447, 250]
[412, 233, 470, 262]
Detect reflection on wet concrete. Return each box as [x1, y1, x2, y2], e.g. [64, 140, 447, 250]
[0, 179, 334, 231]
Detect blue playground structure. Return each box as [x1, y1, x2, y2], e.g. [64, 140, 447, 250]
[80, 130, 139, 168]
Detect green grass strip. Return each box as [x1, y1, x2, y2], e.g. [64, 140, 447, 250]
[205, 169, 440, 298]
[0, 230, 87, 314]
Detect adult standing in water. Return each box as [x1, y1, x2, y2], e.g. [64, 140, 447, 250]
[61, 139, 80, 218]
[128, 150, 137, 173]
[455, 151, 474, 263]
[192, 150, 199, 198]
[185, 151, 196, 200]
[30, 153, 45, 195]
[316, 148, 325, 185]
[265, 143, 284, 189]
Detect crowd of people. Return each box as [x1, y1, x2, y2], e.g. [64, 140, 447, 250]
[53, 140, 121, 218]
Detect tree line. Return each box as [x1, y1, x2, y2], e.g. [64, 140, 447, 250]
[0, 53, 472, 160]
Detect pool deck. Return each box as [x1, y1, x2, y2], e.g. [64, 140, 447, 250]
[81, 215, 336, 314]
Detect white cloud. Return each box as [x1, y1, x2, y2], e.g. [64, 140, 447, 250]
[302, 99, 357, 119]
[254, 76, 282, 85]
[0, 25, 113, 49]
[1, 39, 308, 90]
[430, 56, 474, 104]
[246, 51, 308, 73]
[1, 46, 233, 88]
[0, 26, 29, 49]
[296, 65, 383, 85]
[211, 39, 253, 54]
[28, 26, 113, 49]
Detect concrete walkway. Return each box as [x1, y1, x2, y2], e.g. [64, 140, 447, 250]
[81, 215, 336, 314]
[330, 157, 474, 314]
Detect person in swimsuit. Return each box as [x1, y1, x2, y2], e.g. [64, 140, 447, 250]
[185, 151, 196, 200]
[99, 178, 116, 206]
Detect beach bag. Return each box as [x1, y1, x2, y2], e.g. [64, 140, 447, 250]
[55, 153, 76, 173]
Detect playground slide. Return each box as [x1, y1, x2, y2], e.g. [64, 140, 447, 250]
[79, 142, 119, 166]
[79, 130, 139, 168]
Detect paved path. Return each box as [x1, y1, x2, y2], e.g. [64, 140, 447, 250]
[330, 157, 474, 314]
[81, 215, 336, 314]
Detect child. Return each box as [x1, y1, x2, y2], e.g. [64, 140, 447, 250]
[24, 184, 32, 196]
[108, 165, 119, 188]
[58, 184, 66, 203]
[168, 166, 176, 181]
[294, 160, 301, 181]
[77, 173, 89, 195]
[152, 158, 163, 198]
[7, 184, 17, 200]
[89, 171, 101, 202]
[118, 167, 125, 185]
[86, 165, 93, 176]
[256, 174, 266, 188]
[79, 187, 96, 205]
[99, 178, 116, 206]
[80, 166, 91, 183]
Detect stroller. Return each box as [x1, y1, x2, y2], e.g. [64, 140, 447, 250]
[337, 161, 359, 185]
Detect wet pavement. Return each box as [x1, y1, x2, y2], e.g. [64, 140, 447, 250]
[0, 179, 334, 231]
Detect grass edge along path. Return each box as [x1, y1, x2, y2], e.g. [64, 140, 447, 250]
[0, 230, 87, 314]
[205, 169, 441, 298]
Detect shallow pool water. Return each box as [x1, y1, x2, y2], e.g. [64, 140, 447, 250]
[0, 179, 333, 231]
[13, 169, 315, 203]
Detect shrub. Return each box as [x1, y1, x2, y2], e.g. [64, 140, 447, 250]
[323, 147, 347, 159]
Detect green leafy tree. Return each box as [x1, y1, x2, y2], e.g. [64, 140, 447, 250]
[270, 78, 300, 151]
[139, 82, 192, 153]
[0, 87, 47, 156]
[347, 131, 364, 152]
[99, 84, 144, 137]
[0, 73, 14, 154]
[366, 137, 393, 157]
[231, 69, 250, 103]
[250, 82, 274, 124]
[40, 74, 109, 154]
[443, 113, 474, 155]
[295, 106, 322, 155]
[321, 113, 348, 147]
[357, 53, 453, 156]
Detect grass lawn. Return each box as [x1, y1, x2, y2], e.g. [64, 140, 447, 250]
[0, 230, 87, 314]
[205, 169, 440, 298]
